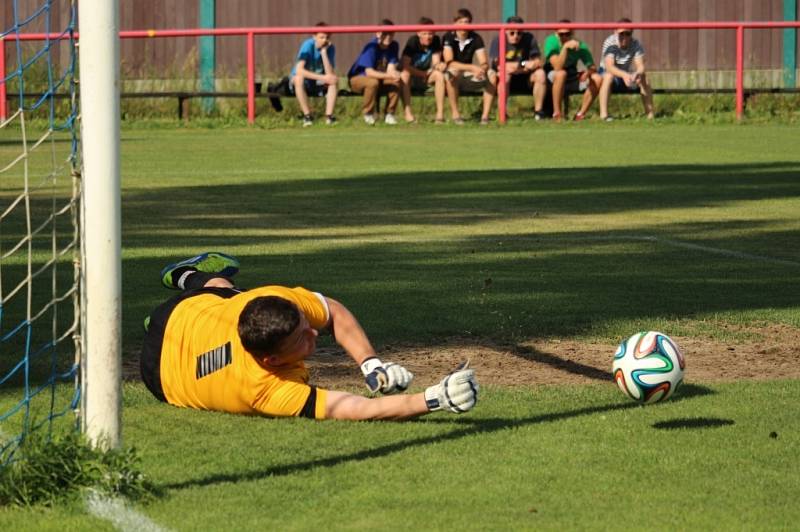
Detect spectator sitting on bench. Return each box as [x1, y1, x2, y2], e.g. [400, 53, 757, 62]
[399, 17, 447, 124]
[598, 18, 655, 121]
[489, 15, 546, 120]
[442, 8, 497, 125]
[290, 22, 338, 127]
[542, 20, 602, 121]
[347, 19, 402, 125]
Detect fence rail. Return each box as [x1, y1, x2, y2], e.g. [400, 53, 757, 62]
[3, 21, 800, 123]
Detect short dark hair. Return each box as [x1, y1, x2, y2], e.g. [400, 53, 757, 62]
[419, 16, 434, 25]
[238, 296, 300, 355]
[315, 21, 328, 27]
[380, 18, 394, 26]
[618, 17, 632, 24]
[506, 15, 523, 24]
[558, 18, 571, 24]
[455, 8, 472, 22]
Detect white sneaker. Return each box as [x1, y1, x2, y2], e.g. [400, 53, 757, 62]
[363, 114, 376, 125]
[384, 113, 398, 125]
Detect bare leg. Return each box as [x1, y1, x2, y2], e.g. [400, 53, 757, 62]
[481, 72, 497, 121]
[578, 73, 602, 116]
[204, 277, 234, 289]
[325, 83, 337, 116]
[599, 72, 614, 119]
[445, 71, 461, 120]
[639, 73, 655, 119]
[293, 76, 312, 115]
[531, 69, 546, 113]
[551, 70, 567, 118]
[400, 70, 415, 122]
[430, 71, 445, 121]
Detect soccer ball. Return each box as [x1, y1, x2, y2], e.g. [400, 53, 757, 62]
[612, 331, 686, 404]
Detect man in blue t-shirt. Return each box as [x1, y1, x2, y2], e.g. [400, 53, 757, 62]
[289, 22, 339, 126]
[347, 19, 402, 125]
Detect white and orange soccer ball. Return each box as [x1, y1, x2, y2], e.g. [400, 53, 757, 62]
[613, 331, 686, 404]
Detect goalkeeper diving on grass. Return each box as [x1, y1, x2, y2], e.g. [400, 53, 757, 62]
[140, 252, 478, 420]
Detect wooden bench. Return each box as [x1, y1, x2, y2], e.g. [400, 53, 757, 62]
[8, 87, 797, 120]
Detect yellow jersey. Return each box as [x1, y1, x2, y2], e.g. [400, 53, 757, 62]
[159, 285, 330, 419]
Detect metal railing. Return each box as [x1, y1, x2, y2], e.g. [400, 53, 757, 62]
[3, 21, 799, 123]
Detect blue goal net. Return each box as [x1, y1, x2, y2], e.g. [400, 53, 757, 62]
[0, 0, 80, 465]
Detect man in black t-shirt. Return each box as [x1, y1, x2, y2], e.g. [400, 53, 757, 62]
[442, 8, 497, 125]
[400, 17, 446, 123]
[488, 16, 547, 120]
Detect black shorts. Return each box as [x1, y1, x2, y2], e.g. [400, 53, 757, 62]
[508, 73, 532, 95]
[546, 66, 583, 92]
[140, 285, 239, 402]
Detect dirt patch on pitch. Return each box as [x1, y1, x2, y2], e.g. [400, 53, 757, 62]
[123, 323, 799, 387]
[306, 323, 800, 389]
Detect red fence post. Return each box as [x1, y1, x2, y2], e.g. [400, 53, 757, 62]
[0, 37, 6, 121]
[246, 31, 255, 124]
[498, 30, 506, 124]
[736, 25, 744, 120]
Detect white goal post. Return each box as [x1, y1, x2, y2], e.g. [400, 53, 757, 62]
[78, 0, 122, 449]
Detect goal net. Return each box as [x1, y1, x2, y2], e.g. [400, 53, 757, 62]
[0, 0, 80, 464]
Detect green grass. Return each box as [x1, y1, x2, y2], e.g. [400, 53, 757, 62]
[1, 122, 799, 527]
[116, 123, 800, 349]
[1, 381, 798, 529]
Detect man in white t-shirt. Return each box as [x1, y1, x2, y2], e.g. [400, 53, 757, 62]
[598, 18, 654, 121]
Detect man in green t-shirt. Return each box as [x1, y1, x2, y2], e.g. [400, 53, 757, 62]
[542, 20, 602, 121]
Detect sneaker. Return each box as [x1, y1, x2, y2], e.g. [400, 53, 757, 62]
[534, 110, 546, 121]
[160, 252, 240, 290]
[603, 116, 614, 122]
[384, 113, 398, 125]
[364, 114, 376, 125]
[573, 112, 586, 121]
[325, 114, 337, 125]
[480, 117, 490, 126]
[302, 114, 313, 127]
[452, 117, 465, 126]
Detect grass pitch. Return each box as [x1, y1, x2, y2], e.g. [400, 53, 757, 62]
[2, 121, 800, 529]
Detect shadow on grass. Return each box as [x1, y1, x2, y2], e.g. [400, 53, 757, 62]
[509, 344, 612, 381]
[121, 161, 800, 233]
[161, 383, 714, 492]
[107, 159, 800, 359]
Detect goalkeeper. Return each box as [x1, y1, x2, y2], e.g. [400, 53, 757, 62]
[140, 252, 478, 420]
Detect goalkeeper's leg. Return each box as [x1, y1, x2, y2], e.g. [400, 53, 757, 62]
[160, 251, 240, 290]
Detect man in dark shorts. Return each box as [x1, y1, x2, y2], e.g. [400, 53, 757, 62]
[288, 22, 338, 127]
[489, 16, 547, 120]
[542, 19, 602, 121]
[598, 18, 655, 121]
[442, 8, 497, 125]
[400, 17, 447, 123]
[141, 252, 479, 420]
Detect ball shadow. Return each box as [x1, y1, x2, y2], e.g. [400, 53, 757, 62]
[652, 417, 735, 430]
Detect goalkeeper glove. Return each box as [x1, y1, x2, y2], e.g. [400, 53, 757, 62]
[424, 361, 479, 414]
[360, 357, 414, 394]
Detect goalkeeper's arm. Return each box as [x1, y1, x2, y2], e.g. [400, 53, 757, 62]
[325, 297, 414, 395]
[323, 365, 479, 420]
[324, 390, 429, 420]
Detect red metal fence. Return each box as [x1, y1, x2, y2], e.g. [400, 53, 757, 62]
[3, 21, 799, 124]
[4, 1, 794, 74]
